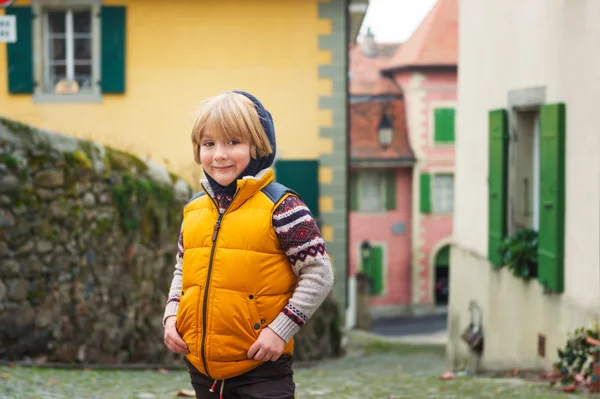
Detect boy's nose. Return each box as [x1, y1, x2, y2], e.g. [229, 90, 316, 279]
[214, 147, 228, 160]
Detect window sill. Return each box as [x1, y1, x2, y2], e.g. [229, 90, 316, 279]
[429, 211, 454, 216]
[33, 93, 103, 104]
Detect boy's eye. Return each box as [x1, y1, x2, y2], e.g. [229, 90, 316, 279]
[202, 141, 214, 147]
[227, 139, 240, 145]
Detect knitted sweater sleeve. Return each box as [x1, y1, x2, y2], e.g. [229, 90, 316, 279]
[267, 195, 335, 343]
[162, 224, 184, 326]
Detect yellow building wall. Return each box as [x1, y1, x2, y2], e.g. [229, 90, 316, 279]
[0, 0, 323, 186]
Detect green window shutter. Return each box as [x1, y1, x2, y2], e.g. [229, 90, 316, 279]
[5, 6, 34, 94]
[369, 246, 384, 295]
[385, 171, 396, 210]
[101, 6, 127, 93]
[350, 172, 359, 211]
[274, 160, 319, 217]
[434, 108, 455, 143]
[537, 103, 566, 292]
[488, 109, 509, 267]
[419, 173, 431, 213]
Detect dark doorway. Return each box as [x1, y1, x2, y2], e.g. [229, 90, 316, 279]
[434, 245, 450, 305]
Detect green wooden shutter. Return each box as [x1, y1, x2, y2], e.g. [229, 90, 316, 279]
[420, 173, 431, 213]
[369, 246, 383, 295]
[101, 6, 126, 93]
[537, 103, 566, 292]
[385, 171, 396, 210]
[275, 160, 319, 217]
[350, 171, 359, 211]
[488, 109, 509, 267]
[434, 108, 456, 143]
[5, 6, 34, 94]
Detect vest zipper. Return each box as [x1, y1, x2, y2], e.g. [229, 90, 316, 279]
[200, 188, 238, 378]
[201, 212, 222, 377]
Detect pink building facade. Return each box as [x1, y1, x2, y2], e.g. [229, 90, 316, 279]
[349, 0, 457, 317]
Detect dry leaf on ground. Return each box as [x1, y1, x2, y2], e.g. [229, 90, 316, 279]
[176, 389, 195, 397]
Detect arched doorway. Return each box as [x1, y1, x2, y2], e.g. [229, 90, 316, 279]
[434, 245, 450, 305]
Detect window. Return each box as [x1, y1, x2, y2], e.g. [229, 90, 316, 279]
[359, 171, 384, 212]
[487, 105, 566, 292]
[350, 170, 396, 213]
[43, 8, 95, 94]
[5, 2, 126, 99]
[419, 172, 454, 214]
[432, 174, 454, 213]
[434, 107, 456, 144]
[509, 111, 540, 233]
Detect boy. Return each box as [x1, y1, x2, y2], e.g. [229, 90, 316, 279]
[163, 91, 334, 398]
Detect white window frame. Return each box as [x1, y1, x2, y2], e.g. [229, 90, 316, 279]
[431, 172, 454, 214]
[357, 170, 386, 213]
[32, 0, 102, 103]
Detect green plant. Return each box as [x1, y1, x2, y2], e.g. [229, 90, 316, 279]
[111, 173, 178, 238]
[554, 324, 600, 385]
[497, 228, 538, 279]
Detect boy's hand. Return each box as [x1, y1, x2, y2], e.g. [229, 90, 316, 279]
[164, 316, 189, 354]
[247, 327, 285, 361]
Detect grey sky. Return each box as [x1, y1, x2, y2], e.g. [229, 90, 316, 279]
[359, 0, 437, 43]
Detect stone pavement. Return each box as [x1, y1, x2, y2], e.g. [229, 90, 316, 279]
[370, 313, 448, 345]
[0, 334, 586, 398]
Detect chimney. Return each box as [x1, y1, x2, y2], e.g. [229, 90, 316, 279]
[361, 27, 377, 57]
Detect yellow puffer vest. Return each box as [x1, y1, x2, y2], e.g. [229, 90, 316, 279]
[176, 169, 298, 380]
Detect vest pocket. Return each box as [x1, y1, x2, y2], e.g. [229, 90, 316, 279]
[176, 285, 203, 359]
[246, 294, 262, 336]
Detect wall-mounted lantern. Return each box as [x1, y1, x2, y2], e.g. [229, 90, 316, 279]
[378, 114, 393, 147]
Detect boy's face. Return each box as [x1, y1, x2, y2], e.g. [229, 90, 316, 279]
[200, 132, 251, 187]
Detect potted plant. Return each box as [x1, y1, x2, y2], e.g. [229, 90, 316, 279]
[497, 228, 538, 279]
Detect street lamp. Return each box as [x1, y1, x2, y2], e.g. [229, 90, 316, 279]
[360, 240, 371, 270]
[360, 240, 373, 295]
[378, 114, 393, 147]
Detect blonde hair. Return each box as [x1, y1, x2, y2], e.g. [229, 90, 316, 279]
[191, 92, 273, 164]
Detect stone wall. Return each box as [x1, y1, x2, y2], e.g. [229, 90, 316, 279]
[0, 117, 342, 365]
[0, 117, 191, 365]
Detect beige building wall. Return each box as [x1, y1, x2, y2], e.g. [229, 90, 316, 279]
[449, 0, 600, 370]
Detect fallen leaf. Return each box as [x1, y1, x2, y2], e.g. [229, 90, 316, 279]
[1, 373, 12, 379]
[176, 390, 195, 397]
[48, 378, 60, 384]
[563, 383, 577, 393]
[510, 368, 520, 376]
[544, 371, 559, 380]
[157, 368, 169, 374]
[439, 371, 455, 381]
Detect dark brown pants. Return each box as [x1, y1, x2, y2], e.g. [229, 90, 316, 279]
[184, 356, 295, 399]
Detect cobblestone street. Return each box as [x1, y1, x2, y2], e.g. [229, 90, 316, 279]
[0, 337, 587, 399]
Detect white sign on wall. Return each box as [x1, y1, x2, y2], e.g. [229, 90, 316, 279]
[0, 15, 16, 43]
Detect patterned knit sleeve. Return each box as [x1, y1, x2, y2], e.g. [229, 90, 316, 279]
[162, 223, 184, 326]
[267, 196, 334, 342]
